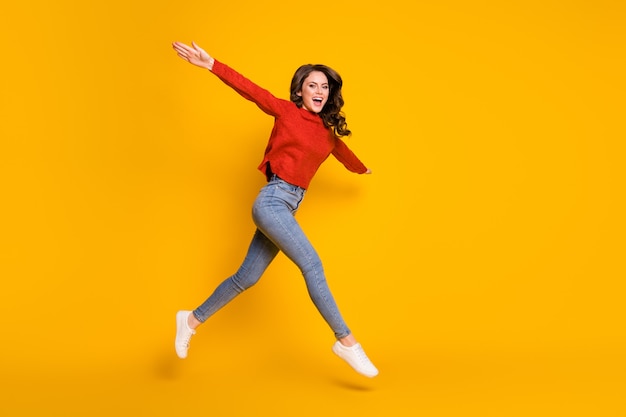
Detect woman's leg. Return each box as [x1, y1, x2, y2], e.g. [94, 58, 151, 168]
[193, 228, 279, 323]
[252, 179, 351, 339]
[175, 228, 278, 359]
[252, 179, 378, 377]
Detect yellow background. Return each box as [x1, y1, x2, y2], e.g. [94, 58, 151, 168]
[1, 0, 624, 415]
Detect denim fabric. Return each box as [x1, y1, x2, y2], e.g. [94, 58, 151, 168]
[193, 176, 351, 339]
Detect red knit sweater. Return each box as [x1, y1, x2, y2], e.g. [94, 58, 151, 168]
[210, 60, 368, 189]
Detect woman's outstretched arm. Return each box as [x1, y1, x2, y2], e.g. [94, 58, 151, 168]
[171, 40, 288, 117]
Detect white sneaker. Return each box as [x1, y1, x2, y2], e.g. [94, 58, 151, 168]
[175, 310, 196, 359]
[332, 341, 379, 377]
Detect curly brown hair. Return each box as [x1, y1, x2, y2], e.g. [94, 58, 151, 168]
[289, 64, 351, 138]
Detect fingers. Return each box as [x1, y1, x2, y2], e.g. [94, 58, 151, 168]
[173, 41, 207, 59]
[172, 41, 193, 53]
[172, 42, 192, 58]
[172, 41, 213, 69]
[175, 52, 190, 62]
[172, 41, 201, 63]
[192, 41, 208, 59]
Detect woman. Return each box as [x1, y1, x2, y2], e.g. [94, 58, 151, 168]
[171, 41, 378, 378]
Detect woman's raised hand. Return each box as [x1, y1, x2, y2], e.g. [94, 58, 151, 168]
[172, 41, 215, 70]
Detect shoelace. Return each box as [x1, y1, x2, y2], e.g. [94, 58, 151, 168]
[353, 345, 374, 368]
[178, 327, 195, 348]
[182, 329, 195, 347]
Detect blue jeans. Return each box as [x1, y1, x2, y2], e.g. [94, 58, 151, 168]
[193, 176, 351, 339]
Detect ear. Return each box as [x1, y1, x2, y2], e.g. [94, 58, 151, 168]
[296, 91, 302, 97]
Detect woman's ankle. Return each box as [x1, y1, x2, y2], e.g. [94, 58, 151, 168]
[338, 333, 357, 347]
[187, 313, 201, 330]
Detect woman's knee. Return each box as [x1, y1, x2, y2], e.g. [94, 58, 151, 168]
[230, 269, 261, 293]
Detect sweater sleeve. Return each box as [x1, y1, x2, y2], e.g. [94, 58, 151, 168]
[331, 137, 368, 174]
[210, 60, 289, 117]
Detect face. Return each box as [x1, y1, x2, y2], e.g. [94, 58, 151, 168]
[297, 71, 329, 113]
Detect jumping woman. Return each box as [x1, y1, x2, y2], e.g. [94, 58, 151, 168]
[171, 41, 378, 377]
